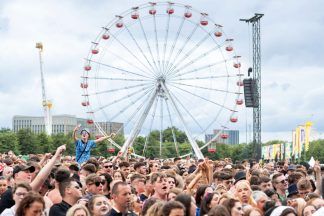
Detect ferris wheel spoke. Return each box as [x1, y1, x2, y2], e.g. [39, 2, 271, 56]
[92, 86, 153, 113]
[160, 82, 204, 159]
[165, 23, 199, 73]
[166, 31, 213, 76]
[169, 91, 204, 131]
[108, 49, 154, 78]
[138, 18, 160, 74]
[159, 96, 163, 157]
[163, 18, 185, 73]
[85, 76, 150, 82]
[168, 83, 237, 112]
[170, 82, 241, 95]
[170, 74, 238, 81]
[107, 86, 155, 122]
[167, 45, 223, 77]
[87, 82, 153, 96]
[169, 59, 232, 79]
[153, 15, 162, 72]
[121, 89, 158, 155]
[110, 32, 155, 74]
[162, 14, 171, 74]
[124, 24, 159, 77]
[88, 59, 153, 80]
[142, 96, 159, 156]
[165, 99, 180, 156]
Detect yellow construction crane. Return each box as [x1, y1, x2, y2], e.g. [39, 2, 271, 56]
[36, 42, 52, 135]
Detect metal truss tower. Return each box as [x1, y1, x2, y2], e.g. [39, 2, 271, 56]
[240, 14, 263, 160]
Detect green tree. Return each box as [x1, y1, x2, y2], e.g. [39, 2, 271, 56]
[0, 129, 20, 154]
[17, 129, 40, 154]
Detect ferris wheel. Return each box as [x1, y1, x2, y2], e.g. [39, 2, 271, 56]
[81, 2, 244, 159]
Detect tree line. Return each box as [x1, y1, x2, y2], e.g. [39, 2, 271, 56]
[0, 128, 323, 162]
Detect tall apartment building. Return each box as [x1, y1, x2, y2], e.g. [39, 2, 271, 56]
[205, 129, 239, 145]
[12, 115, 123, 136]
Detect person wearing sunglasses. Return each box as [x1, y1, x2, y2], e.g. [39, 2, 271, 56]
[49, 178, 83, 216]
[272, 173, 288, 204]
[83, 174, 105, 202]
[103, 162, 114, 175]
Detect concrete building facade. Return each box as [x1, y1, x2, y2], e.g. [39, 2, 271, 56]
[12, 115, 123, 136]
[205, 129, 240, 145]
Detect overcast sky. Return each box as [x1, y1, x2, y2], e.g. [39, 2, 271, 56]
[1, 0, 324, 143]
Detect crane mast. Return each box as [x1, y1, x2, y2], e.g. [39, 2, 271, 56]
[36, 42, 52, 135]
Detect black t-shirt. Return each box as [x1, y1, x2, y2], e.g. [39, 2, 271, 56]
[106, 208, 137, 216]
[0, 188, 14, 214]
[49, 200, 72, 216]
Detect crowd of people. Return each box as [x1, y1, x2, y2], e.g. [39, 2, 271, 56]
[0, 127, 323, 216]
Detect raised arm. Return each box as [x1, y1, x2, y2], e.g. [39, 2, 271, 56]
[314, 160, 322, 195]
[30, 145, 66, 191]
[73, 125, 80, 142]
[94, 133, 116, 144]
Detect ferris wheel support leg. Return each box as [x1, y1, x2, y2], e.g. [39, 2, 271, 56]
[120, 89, 158, 157]
[160, 82, 204, 160]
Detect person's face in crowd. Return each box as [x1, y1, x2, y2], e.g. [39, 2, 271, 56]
[220, 178, 233, 190]
[167, 177, 175, 190]
[15, 169, 33, 183]
[113, 185, 132, 209]
[24, 201, 44, 216]
[138, 165, 147, 175]
[103, 162, 113, 174]
[311, 198, 324, 209]
[80, 169, 90, 177]
[145, 180, 154, 194]
[303, 205, 316, 216]
[182, 172, 188, 179]
[266, 163, 275, 173]
[0, 179, 7, 195]
[87, 179, 104, 195]
[113, 171, 123, 181]
[3, 166, 13, 178]
[13, 187, 28, 206]
[130, 194, 142, 213]
[231, 201, 244, 216]
[256, 195, 269, 212]
[168, 192, 177, 201]
[151, 163, 159, 173]
[260, 181, 272, 192]
[74, 209, 88, 216]
[298, 188, 312, 199]
[132, 178, 145, 193]
[204, 187, 214, 197]
[169, 208, 185, 216]
[235, 182, 252, 204]
[154, 177, 169, 196]
[100, 175, 108, 190]
[270, 193, 282, 206]
[120, 166, 130, 177]
[69, 181, 83, 200]
[81, 131, 90, 141]
[208, 193, 219, 209]
[274, 175, 288, 192]
[92, 196, 110, 216]
[249, 209, 262, 216]
[126, 174, 132, 185]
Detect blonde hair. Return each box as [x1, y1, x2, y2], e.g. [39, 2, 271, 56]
[66, 204, 91, 216]
[235, 180, 257, 207]
[146, 201, 165, 216]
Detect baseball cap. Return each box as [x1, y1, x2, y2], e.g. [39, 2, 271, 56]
[13, 164, 35, 177]
[80, 128, 91, 137]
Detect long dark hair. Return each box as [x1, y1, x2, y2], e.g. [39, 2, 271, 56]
[195, 184, 209, 207]
[15, 192, 45, 216]
[175, 193, 193, 216]
[200, 192, 219, 216]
